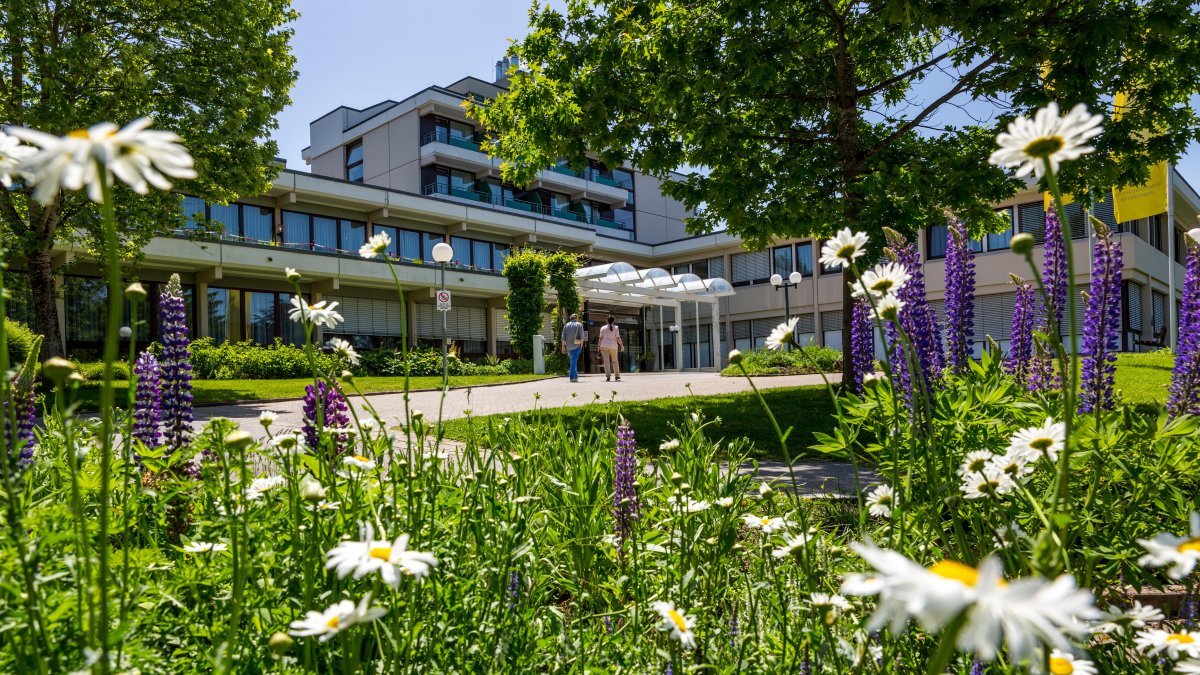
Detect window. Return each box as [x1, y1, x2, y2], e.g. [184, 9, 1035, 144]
[772, 246, 793, 277]
[312, 216, 338, 252]
[472, 240, 493, 270]
[179, 199, 275, 243]
[345, 141, 364, 183]
[692, 259, 709, 279]
[340, 220, 366, 253]
[493, 244, 510, 272]
[422, 233, 444, 261]
[281, 211, 366, 253]
[1123, 280, 1143, 351]
[819, 241, 843, 275]
[730, 251, 770, 286]
[207, 287, 241, 343]
[927, 223, 949, 259]
[1017, 202, 1046, 243]
[450, 236, 472, 266]
[1148, 214, 1165, 252]
[795, 242, 813, 277]
[243, 206, 274, 242]
[181, 196, 206, 230]
[1152, 290, 1167, 335]
[64, 277, 194, 353]
[210, 203, 239, 239]
[282, 211, 311, 249]
[988, 208, 1014, 251]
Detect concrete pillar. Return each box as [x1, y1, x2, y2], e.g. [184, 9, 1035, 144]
[311, 287, 325, 344]
[196, 281, 210, 338]
[710, 299, 720, 370]
[54, 275, 67, 352]
[672, 303, 683, 371]
[407, 296, 419, 349]
[1140, 280, 1154, 343]
[487, 305, 498, 356]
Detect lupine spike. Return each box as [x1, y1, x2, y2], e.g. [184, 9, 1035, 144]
[301, 380, 351, 456]
[945, 217, 977, 375]
[133, 351, 163, 449]
[1168, 235, 1200, 418]
[885, 231, 944, 407]
[6, 333, 42, 470]
[1029, 206, 1068, 392]
[1079, 218, 1123, 413]
[849, 296, 874, 394]
[613, 422, 640, 555]
[159, 274, 194, 451]
[1004, 275, 1037, 387]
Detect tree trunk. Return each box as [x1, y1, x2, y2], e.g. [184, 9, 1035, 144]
[27, 250, 64, 359]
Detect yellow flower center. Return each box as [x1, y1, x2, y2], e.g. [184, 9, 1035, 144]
[928, 560, 981, 587]
[967, 459, 986, 472]
[353, 455, 370, 463]
[1024, 135, 1065, 158]
[760, 517, 771, 526]
[1029, 437, 1054, 451]
[368, 546, 392, 561]
[1178, 538, 1200, 553]
[667, 609, 688, 633]
[68, 129, 91, 139]
[1168, 633, 1196, 644]
[870, 279, 894, 292]
[1049, 656, 1074, 675]
[326, 615, 340, 629]
[836, 244, 856, 259]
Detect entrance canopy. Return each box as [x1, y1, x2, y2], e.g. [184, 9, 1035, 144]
[575, 262, 735, 308]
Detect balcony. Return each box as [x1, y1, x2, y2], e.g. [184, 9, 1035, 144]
[418, 130, 498, 173]
[422, 182, 634, 239]
[535, 164, 629, 206]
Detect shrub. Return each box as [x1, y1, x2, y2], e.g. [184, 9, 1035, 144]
[501, 248, 547, 359]
[5, 319, 39, 365]
[190, 337, 340, 380]
[76, 360, 131, 381]
[719, 345, 843, 376]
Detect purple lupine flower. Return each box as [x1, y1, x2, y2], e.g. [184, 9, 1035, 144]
[1079, 220, 1123, 413]
[1004, 275, 1037, 387]
[613, 423, 640, 555]
[970, 658, 985, 675]
[884, 229, 944, 405]
[508, 570, 520, 609]
[159, 274, 193, 451]
[301, 379, 351, 456]
[944, 217, 976, 375]
[1029, 207, 1068, 392]
[728, 602, 739, 647]
[1169, 237, 1200, 418]
[133, 352, 162, 448]
[5, 376, 36, 469]
[849, 297, 874, 394]
[603, 616, 614, 634]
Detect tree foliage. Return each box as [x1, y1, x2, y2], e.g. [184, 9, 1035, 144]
[545, 251, 581, 321]
[0, 0, 298, 356]
[502, 248, 548, 359]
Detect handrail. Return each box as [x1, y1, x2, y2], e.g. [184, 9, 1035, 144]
[419, 129, 482, 152]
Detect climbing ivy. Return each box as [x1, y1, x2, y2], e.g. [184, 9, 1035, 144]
[501, 248, 547, 359]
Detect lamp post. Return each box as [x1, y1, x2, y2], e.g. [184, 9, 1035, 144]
[432, 241, 454, 384]
[770, 271, 803, 349]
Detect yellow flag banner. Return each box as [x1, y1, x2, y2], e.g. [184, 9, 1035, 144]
[1043, 190, 1075, 211]
[1112, 160, 1168, 222]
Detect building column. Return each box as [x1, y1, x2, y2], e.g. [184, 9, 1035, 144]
[672, 302, 683, 371]
[196, 281, 210, 338]
[54, 275, 67, 352]
[486, 297, 504, 356]
[407, 296, 419, 349]
[710, 299, 721, 370]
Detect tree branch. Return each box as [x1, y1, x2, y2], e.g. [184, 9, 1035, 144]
[857, 48, 960, 99]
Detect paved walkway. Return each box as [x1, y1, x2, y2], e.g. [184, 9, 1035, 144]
[193, 371, 873, 495]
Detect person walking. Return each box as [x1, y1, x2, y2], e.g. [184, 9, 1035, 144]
[598, 315, 624, 381]
[561, 313, 586, 382]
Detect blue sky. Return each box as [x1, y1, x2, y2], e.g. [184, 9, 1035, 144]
[272, 0, 1200, 187]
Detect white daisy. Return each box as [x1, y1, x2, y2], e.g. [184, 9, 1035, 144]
[960, 466, 1016, 500]
[182, 541, 227, 554]
[288, 595, 386, 642]
[1091, 601, 1165, 636]
[359, 231, 391, 259]
[659, 439, 680, 452]
[650, 600, 697, 649]
[1135, 628, 1200, 660]
[1008, 417, 1066, 462]
[300, 477, 327, 502]
[853, 263, 911, 300]
[811, 592, 851, 610]
[986, 448, 1035, 481]
[259, 411, 278, 428]
[773, 533, 814, 558]
[667, 495, 710, 513]
[765, 317, 799, 351]
[267, 430, 306, 455]
[1137, 512, 1200, 580]
[742, 514, 791, 534]
[715, 497, 735, 508]
[862, 372, 886, 386]
[1178, 660, 1200, 674]
[245, 475, 286, 500]
[288, 296, 344, 329]
[872, 295, 905, 322]
[988, 103, 1104, 179]
[819, 228, 870, 268]
[325, 524, 439, 587]
[957, 450, 995, 477]
[0, 130, 35, 187]
[342, 454, 376, 471]
[315, 500, 341, 511]
[12, 117, 196, 204]
[865, 484, 896, 518]
[1047, 650, 1097, 675]
[842, 541, 1097, 662]
[326, 338, 361, 366]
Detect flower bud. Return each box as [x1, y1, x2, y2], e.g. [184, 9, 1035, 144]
[300, 477, 326, 502]
[670, 472, 684, 484]
[42, 357, 76, 383]
[119, 326, 133, 339]
[728, 349, 742, 365]
[268, 632, 294, 655]
[124, 282, 147, 301]
[224, 430, 254, 450]
[340, 370, 354, 384]
[284, 267, 301, 283]
[1010, 232, 1035, 255]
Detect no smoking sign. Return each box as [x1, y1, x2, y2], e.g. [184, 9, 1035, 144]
[436, 290, 452, 311]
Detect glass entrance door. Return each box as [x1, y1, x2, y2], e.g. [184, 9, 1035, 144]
[584, 302, 645, 374]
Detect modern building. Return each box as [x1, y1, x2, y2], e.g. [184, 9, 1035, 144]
[19, 69, 1200, 373]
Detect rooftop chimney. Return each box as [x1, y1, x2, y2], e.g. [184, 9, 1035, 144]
[495, 55, 521, 84]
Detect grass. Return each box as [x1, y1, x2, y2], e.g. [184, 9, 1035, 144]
[1113, 349, 1173, 408]
[442, 384, 839, 462]
[70, 373, 550, 407]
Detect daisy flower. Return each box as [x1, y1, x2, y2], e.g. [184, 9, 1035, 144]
[765, 317, 799, 351]
[773, 533, 814, 558]
[988, 103, 1104, 179]
[659, 439, 680, 452]
[1135, 628, 1200, 660]
[0, 130, 35, 187]
[872, 295, 905, 322]
[1007, 417, 1066, 462]
[819, 228, 870, 268]
[854, 263, 911, 300]
[359, 231, 391, 259]
[259, 411, 278, 428]
[245, 475, 286, 500]
[12, 117, 197, 204]
[865, 484, 895, 518]
[342, 454, 376, 471]
[288, 595, 386, 642]
[667, 495, 710, 513]
[1137, 512, 1200, 580]
[325, 524, 439, 587]
[300, 477, 327, 502]
[1177, 660, 1200, 674]
[182, 541, 227, 554]
[326, 338, 361, 366]
[960, 466, 1016, 500]
[957, 450, 995, 477]
[742, 514, 791, 534]
[1047, 650, 1097, 675]
[1091, 601, 1164, 636]
[811, 592, 851, 610]
[715, 497, 735, 508]
[986, 448, 1035, 481]
[651, 600, 697, 649]
[288, 296, 344, 329]
[842, 541, 1096, 662]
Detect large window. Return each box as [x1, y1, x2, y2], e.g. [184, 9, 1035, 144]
[731, 251, 770, 287]
[772, 246, 793, 278]
[181, 199, 275, 243]
[1123, 281, 1143, 351]
[345, 141, 364, 183]
[281, 210, 367, 254]
[988, 208, 1014, 251]
[64, 277, 194, 354]
[927, 222, 983, 259]
[212, 288, 304, 346]
[795, 242, 813, 277]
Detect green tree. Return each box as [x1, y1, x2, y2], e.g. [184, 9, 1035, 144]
[0, 1, 298, 357]
[502, 248, 548, 359]
[470, 0, 1200, 381]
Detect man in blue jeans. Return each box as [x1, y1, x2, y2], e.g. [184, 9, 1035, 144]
[560, 313, 586, 382]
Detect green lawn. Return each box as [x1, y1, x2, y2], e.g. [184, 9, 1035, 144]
[1113, 349, 1173, 408]
[71, 374, 550, 408]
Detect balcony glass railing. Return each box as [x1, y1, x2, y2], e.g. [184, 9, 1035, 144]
[420, 130, 482, 152]
[423, 181, 631, 235]
[588, 171, 623, 189]
[550, 164, 585, 179]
